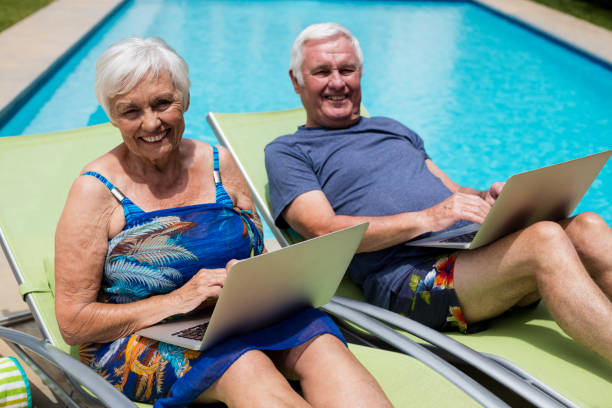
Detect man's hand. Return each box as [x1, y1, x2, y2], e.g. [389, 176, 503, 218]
[481, 182, 505, 205]
[422, 192, 492, 232]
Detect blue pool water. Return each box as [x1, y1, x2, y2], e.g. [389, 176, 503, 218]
[2, 0, 611, 228]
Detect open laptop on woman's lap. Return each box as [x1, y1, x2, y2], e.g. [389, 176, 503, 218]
[137, 223, 368, 350]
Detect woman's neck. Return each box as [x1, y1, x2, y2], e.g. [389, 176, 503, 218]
[121, 143, 189, 195]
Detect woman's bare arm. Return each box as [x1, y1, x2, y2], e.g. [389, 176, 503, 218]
[54, 175, 225, 345]
[217, 145, 266, 242]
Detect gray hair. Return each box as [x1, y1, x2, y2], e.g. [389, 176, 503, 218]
[94, 37, 191, 118]
[290, 23, 363, 86]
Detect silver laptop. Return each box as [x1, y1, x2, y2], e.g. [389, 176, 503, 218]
[406, 150, 611, 250]
[136, 223, 368, 350]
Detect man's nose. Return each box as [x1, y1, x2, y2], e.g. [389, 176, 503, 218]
[142, 109, 161, 131]
[328, 70, 345, 89]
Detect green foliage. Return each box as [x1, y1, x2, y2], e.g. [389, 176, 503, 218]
[530, 0, 612, 31]
[0, 0, 55, 32]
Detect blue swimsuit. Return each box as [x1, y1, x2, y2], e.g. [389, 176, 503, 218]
[78, 146, 344, 407]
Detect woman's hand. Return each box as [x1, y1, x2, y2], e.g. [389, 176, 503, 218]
[171, 259, 239, 314]
[171, 267, 227, 314]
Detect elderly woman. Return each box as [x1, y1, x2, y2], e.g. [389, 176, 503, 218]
[54, 37, 391, 407]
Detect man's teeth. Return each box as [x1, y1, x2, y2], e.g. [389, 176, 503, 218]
[326, 96, 346, 100]
[142, 132, 166, 142]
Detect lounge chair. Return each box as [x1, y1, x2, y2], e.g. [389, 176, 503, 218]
[0, 124, 503, 407]
[207, 107, 612, 408]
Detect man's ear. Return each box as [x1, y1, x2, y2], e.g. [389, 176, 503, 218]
[289, 69, 301, 94]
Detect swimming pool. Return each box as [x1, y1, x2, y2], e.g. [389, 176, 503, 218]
[2, 0, 611, 227]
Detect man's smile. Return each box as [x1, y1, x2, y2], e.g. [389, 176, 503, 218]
[325, 95, 347, 101]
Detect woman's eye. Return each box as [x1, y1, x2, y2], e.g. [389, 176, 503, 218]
[313, 70, 329, 77]
[121, 109, 138, 118]
[155, 100, 171, 110]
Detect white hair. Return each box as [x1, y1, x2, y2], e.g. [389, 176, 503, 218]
[290, 22, 363, 86]
[94, 37, 191, 118]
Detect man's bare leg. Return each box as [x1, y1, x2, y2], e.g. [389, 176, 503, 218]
[453, 220, 612, 362]
[560, 212, 612, 297]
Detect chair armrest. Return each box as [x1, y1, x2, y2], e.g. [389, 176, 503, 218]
[0, 327, 137, 408]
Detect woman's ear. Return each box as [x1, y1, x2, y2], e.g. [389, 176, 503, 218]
[184, 93, 190, 112]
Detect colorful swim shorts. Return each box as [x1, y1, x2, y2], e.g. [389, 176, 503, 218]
[389, 253, 471, 333]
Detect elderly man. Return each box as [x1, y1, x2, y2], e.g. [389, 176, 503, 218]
[265, 22, 612, 362]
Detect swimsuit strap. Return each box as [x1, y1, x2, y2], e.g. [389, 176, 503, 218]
[212, 146, 234, 207]
[83, 171, 145, 225]
[211, 146, 263, 252]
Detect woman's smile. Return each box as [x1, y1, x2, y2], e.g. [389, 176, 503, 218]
[140, 129, 169, 144]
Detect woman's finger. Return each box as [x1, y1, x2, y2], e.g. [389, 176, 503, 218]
[225, 259, 239, 271]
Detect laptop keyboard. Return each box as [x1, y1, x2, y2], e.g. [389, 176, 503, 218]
[172, 322, 209, 341]
[440, 231, 478, 243]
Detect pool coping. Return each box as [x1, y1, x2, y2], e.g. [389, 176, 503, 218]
[0, 0, 127, 124]
[472, 0, 612, 70]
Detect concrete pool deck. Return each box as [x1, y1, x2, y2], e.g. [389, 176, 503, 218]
[0, 0, 126, 120]
[474, 0, 612, 65]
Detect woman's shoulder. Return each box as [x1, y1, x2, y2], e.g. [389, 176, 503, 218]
[81, 144, 125, 178]
[180, 138, 213, 159]
[73, 145, 127, 199]
[182, 139, 234, 168]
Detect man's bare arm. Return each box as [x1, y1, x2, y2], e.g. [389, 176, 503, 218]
[282, 190, 429, 252]
[282, 188, 491, 253]
[426, 159, 505, 205]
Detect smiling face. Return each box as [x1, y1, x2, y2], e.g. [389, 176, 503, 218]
[110, 71, 188, 164]
[291, 34, 362, 129]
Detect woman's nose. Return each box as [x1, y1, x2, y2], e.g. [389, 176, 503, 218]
[142, 109, 161, 130]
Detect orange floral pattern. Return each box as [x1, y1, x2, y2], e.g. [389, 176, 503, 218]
[406, 254, 468, 333]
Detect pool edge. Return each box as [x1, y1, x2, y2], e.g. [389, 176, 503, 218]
[471, 0, 612, 70]
[0, 0, 128, 126]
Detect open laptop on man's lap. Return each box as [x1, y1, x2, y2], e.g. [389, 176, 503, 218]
[137, 223, 368, 351]
[406, 150, 612, 250]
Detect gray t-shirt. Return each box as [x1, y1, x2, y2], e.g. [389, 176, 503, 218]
[265, 116, 453, 307]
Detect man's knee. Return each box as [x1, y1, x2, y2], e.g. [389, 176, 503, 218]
[517, 221, 575, 272]
[573, 212, 607, 229]
[569, 212, 609, 243]
[524, 221, 570, 252]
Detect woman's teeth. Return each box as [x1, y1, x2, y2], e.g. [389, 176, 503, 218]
[142, 131, 167, 142]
